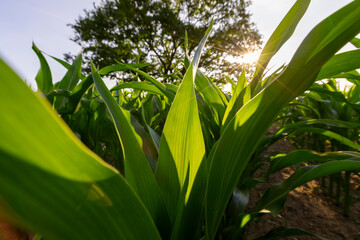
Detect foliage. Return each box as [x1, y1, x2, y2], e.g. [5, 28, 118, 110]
[1, 1, 360, 239]
[273, 45, 360, 216]
[66, 0, 261, 81]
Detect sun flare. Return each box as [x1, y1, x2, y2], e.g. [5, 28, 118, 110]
[226, 50, 261, 67]
[237, 50, 261, 65]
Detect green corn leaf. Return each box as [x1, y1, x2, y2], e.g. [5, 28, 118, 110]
[260, 118, 360, 153]
[57, 53, 82, 91]
[48, 54, 89, 80]
[110, 62, 175, 101]
[196, 92, 221, 149]
[147, 124, 161, 152]
[45, 76, 92, 114]
[206, 2, 360, 238]
[286, 102, 321, 118]
[288, 127, 360, 150]
[275, 118, 360, 136]
[44, 89, 71, 98]
[164, 83, 179, 93]
[98, 63, 150, 75]
[331, 71, 360, 82]
[111, 82, 164, 95]
[184, 30, 190, 69]
[130, 114, 159, 172]
[140, 101, 162, 154]
[223, 67, 284, 132]
[229, 188, 250, 216]
[306, 86, 360, 113]
[0, 58, 161, 240]
[224, 75, 236, 92]
[155, 21, 212, 238]
[50, 55, 72, 69]
[267, 150, 359, 177]
[253, 65, 287, 96]
[256, 159, 360, 212]
[250, 0, 310, 91]
[212, 80, 229, 106]
[222, 71, 252, 131]
[32, 42, 53, 94]
[303, 91, 330, 103]
[348, 83, 360, 102]
[170, 22, 216, 240]
[316, 49, 360, 80]
[309, 86, 347, 101]
[54, 53, 83, 110]
[67, 75, 94, 113]
[91, 63, 171, 238]
[290, 2, 360, 66]
[236, 70, 247, 94]
[351, 37, 360, 48]
[195, 70, 226, 125]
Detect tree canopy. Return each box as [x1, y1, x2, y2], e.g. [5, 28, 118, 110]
[67, 0, 261, 82]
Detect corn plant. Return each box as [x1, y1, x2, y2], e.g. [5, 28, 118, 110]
[269, 36, 360, 216]
[270, 70, 360, 216]
[1, 1, 360, 239]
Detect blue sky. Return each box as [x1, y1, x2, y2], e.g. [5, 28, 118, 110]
[0, 0, 102, 87]
[0, 0, 355, 89]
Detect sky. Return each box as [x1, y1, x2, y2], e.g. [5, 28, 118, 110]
[0, 0, 356, 89]
[249, 0, 354, 70]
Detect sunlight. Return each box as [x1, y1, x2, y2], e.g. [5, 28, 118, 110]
[226, 50, 261, 66]
[237, 50, 261, 65]
[222, 50, 262, 93]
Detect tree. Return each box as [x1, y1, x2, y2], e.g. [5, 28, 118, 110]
[66, 0, 261, 82]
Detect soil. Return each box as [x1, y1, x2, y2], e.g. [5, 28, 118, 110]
[245, 130, 360, 240]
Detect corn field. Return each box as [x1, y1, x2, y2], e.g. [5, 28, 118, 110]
[1, 0, 360, 239]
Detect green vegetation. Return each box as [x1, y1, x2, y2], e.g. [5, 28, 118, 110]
[1, 1, 360, 239]
[66, 0, 261, 80]
[275, 56, 360, 216]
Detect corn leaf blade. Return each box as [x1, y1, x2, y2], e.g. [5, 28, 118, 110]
[91, 63, 171, 238]
[54, 53, 83, 110]
[268, 150, 360, 176]
[195, 70, 227, 125]
[250, 0, 310, 91]
[32, 42, 53, 94]
[0, 59, 161, 240]
[222, 71, 252, 130]
[99, 63, 150, 75]
[316, 49, 360, 80]
[155, 22, 212, 236]
[110, 63, 175, 101]
[351, 37, 360, 48]
[257, 159, 360, 212]
[111, 82, 164, 95]
[288, 127, 360, 150]
[206, 2, 360, 238]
